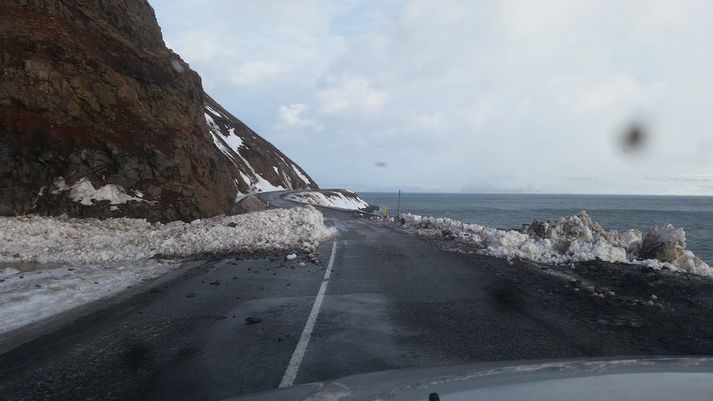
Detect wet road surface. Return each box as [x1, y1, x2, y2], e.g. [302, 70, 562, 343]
[2, 192, 713, 401]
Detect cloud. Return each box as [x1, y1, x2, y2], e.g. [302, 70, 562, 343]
[229, 60, 292, 87]
[274, 104, 322, 130]
[154, 0, 346, 98]
[151, 0, 713, 194]
[403, 110, 445, 132]
[168, 31, 236, 65]
[317, 75, 388, 115]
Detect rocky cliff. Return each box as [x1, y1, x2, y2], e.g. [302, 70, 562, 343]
[0, 0, 317, 222]
[203, 94, 316, 195]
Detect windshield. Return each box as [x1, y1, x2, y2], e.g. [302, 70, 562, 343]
[1, 1, 712, 401]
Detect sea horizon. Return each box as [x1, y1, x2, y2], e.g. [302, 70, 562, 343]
[359, 192, 713, 265]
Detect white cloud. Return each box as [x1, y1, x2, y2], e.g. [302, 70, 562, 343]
[403, 110, 445, 132]
[229, 60, 292, 87]
[275, 104, 322, 130]
[317, 75, 388, 115]
[152, 0, 713, 194]
[167, 31, 236, 64]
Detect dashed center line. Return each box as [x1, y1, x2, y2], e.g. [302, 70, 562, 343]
[278, 240, 338, 388]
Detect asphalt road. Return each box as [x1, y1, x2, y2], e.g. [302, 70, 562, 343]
[2, 192, 713, 401]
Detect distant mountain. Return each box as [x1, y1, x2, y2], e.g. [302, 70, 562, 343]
[0, 0, 316, 221]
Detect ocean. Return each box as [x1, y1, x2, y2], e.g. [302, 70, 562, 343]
[359, 193, 713, 265]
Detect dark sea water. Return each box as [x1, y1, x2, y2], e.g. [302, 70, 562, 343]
[360, 193, 713, 265]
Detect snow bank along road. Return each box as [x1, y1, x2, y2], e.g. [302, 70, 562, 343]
[3, 191, 713, 401]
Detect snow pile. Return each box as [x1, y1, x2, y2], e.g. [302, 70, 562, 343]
[638, 224, 707, 275]
[0, 206, 337, 265]
[400, 211, 712, 276]
[52, 177, 145, 206]
[285, 190, 370, 211]
[0, 206, 337, 335]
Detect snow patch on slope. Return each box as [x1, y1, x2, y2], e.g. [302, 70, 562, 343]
[286, 190, 370, 211]
[254, 175, 285, 192]
[292, 164, 312, 186]
[205, 110, 286, 195]
[224, 127, 243, 150]
[399, 211, 712, 276]
[53, 177, 145, 206]
[206, 113, 236, 160]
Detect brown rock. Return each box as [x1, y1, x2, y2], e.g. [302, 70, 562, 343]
[0, 0, 236, 221]
[0, 0, 318, 222]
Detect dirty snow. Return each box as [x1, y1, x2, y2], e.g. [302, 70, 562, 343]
[0, 206, 336, 265]
[53, 177, 144, 206]
[0, 260, 177, 335]
[399, 211, 712, 276]
[0, 206, 337, 334]
[286, 191, 370, 211]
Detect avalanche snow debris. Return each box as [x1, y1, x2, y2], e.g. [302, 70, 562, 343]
[399, 211, 712, 276]
[0, 206, 337, 334]
[0, 206, 337, 265]
[285, 191, 370, 211]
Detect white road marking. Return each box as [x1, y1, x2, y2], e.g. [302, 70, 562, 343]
[279, 240, 338, 388]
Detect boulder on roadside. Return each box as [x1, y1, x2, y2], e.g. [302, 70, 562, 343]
[232, 195, 268, 215]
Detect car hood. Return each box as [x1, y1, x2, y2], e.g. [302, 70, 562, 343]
[225, 357, 713, 401]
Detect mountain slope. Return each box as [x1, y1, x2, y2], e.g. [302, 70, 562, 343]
[204, 94, 317, 196]
[0, 0, 316, 221]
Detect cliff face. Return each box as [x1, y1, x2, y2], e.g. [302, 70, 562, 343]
[0, 0, 316, 222]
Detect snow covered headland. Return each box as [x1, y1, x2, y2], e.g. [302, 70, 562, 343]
[285, 189, 371, 211]
[0, 206, 337, 334]
[399, 211, 712, 277]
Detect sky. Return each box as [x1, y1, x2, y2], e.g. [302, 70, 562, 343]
[151, 0, 713, 195]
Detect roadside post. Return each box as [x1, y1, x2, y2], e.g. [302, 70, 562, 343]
[396, 190, 401, 219]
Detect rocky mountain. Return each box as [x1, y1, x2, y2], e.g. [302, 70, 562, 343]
[203, 94, 316, 195]
[0, 0, 317, 222]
